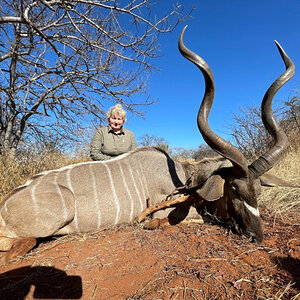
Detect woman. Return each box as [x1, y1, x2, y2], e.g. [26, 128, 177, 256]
[90, 104, 137, 160]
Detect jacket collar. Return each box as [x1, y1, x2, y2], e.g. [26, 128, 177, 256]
[108, 125, 124, 134]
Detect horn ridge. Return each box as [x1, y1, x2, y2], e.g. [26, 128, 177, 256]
[249, 40, 295, 177]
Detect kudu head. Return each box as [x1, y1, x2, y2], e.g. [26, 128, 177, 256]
[178, 26, 295, 243]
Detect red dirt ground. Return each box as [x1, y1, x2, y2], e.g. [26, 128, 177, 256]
[0, 207, 299, 300]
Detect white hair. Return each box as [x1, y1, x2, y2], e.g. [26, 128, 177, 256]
[106, 104, 127, 122]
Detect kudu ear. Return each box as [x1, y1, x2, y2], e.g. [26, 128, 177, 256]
[260, 173, 300, 188]
[196, 175, 225, 201]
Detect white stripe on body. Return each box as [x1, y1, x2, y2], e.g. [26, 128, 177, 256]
[31, 176, 42, 218]
[66, 167, 80, 232]
[136, 167, 147, 207]
[104, 164, 120, 225]
[138, 163, 149, 198]
[54, 172, 68, 223]
[89, 164, 102, 229]
[127, 164, 144, 212]
[118, 162, 134, 221]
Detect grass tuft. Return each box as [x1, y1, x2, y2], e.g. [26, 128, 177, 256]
[258, 149, 300, 215]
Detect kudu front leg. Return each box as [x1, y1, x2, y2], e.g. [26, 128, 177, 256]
[136, 194, 196, 223]
[0, 237, 36, 263]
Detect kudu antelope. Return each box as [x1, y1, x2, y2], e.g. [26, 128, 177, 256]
[0, 27, 295, 263]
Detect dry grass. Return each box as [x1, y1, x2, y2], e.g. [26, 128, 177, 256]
[258, 149, 300, 216]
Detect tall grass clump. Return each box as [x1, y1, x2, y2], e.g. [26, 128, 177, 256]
[258, 148, 300, 216]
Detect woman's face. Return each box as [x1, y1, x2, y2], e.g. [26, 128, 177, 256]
[109, 114, 124, 132]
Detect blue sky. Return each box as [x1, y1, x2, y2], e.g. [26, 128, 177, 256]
[125, 1, 300, 149]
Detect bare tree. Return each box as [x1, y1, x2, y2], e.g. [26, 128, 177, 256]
[192, 144, 219, 161]
[138, 133, 170, 153]
[0, 0, 192, 156]
[228, 106, 272, 159]
[227, 93, 300, 159]
[282, 93, 300, 149]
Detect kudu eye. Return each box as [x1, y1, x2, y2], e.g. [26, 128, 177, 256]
[231, 185, 237, 194]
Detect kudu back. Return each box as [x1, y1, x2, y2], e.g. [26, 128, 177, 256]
[0, 26, 295, 261]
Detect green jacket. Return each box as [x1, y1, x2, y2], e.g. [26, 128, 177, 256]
[90, 126, 137, 161]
